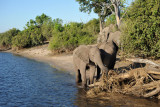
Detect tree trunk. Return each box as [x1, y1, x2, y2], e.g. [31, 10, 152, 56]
[99, 18, 103, 33]
[99, 17, 104, 33]
[113, 4, 121, 28]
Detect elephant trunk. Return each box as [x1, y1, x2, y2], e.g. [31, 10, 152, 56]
[93, 48, 108, 75]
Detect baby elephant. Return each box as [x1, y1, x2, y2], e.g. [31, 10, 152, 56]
[73, 45, 108, 87]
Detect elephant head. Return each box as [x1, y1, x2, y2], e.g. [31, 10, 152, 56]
[108, 31, 121, 47]
[97, 24, 116, 43]
[97, 27, 110, 43]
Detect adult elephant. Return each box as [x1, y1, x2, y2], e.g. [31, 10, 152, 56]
[97, 31, 121, 79]
[73, 45, 108, 87]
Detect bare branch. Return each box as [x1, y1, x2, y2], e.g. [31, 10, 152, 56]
[126, 58, 160, 67]
[143, 86, 160, 98]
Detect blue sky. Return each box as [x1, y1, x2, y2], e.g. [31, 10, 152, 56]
[0, 0, 133, 33]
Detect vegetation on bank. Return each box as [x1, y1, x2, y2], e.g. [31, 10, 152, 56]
[0, 0, 159, 58]
[49, 20, 99, 53]
[0, 14, 99, 52]
[121, 0, 160, 58]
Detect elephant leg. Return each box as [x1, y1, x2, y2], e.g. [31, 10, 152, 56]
[96, 66, 101, 80]
[89, 65, 96, 84]
[80, 62, 87, 87]
[75, 68, 81, 83]
[110, 58, 116, 70]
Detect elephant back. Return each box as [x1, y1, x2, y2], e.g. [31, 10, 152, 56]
[73, 45, 90, 63]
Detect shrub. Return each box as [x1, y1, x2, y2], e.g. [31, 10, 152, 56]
[12, 30, 31, 48]
[0, 28, 20, 48]
[49, 22, 97, 52]
[121, 0, 160, 58]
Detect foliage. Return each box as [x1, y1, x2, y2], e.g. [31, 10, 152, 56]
[105, 14, 116, 26]
[49, 22, 96, 51]
[76, 0, 112, 15]
[0, 13, 99, 53]
[35, 13, 51, 26]
[12, 30, 31, 48]
[0, 28, 20, 47]
[121, 0, 160, 58]
[12, 14, 63, 48]
[76, 0, 127, 29]
[83, 18, 100, 35]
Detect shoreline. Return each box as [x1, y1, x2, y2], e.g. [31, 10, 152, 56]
[3, 44, 160, 76]
[5, 44, 75, 75]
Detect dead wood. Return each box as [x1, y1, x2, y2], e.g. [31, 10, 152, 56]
[147, 70, 160, 75]
[150, 74, 160, 80]
[143, 86, 160, 98]
[126, 58, 160, 68]
[87, 68, 160, 99]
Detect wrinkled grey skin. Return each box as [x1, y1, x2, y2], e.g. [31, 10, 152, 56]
[73, 45, 108, 87]
[97, 27, 110, 43]
[97, 31, 121, 78]
[97, 24, 115, 43]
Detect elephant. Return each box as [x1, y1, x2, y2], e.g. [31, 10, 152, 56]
[97, 24, 115, 43]
[73, 45, 108, 87]
[96, 31, 121, 78]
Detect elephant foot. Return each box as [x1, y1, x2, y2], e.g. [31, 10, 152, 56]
[76, 82, 87, 88]
[82, 82, 87, 88]
[77, 84, 87, 89]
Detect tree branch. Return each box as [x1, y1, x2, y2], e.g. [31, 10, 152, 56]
[126, 58, 160, 68]
[143, 85, 160, 98]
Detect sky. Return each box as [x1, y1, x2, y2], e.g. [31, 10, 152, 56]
[0, 0, 133, 33]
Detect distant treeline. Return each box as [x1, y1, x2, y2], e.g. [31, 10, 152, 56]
[0, 13, 102, 52]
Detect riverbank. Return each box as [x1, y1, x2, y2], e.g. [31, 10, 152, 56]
[6, 44, 75, 75]
[5, 44, 160, 75]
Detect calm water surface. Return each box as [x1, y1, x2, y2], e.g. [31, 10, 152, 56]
[0, 52, 160, 107]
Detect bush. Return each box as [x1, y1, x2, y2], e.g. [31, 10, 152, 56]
[0, 28, 20, 48]
[121, 0, 160, 58]
[83, 18, 100, 35]
[12, 30, 31, 48]
[49, 22, 97, 52]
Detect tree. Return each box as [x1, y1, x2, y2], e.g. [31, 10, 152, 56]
[76, 0, 126, 31]
[0, 28, 20, 47]
[121, 0, 160, 58]
[35, 13, 51, 26]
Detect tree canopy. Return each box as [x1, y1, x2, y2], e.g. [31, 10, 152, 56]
[121, 0, 160, 58]
[76, 0, 126, 31]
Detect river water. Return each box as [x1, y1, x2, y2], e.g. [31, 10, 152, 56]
[0, 52, 160, 107]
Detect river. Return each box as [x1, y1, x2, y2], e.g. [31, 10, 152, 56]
[0, 52, 160, 107]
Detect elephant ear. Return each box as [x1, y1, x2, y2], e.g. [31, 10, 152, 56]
[75, 45, 89, 63]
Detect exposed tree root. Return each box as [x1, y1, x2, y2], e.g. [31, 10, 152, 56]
[88, 68, 160, 99]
